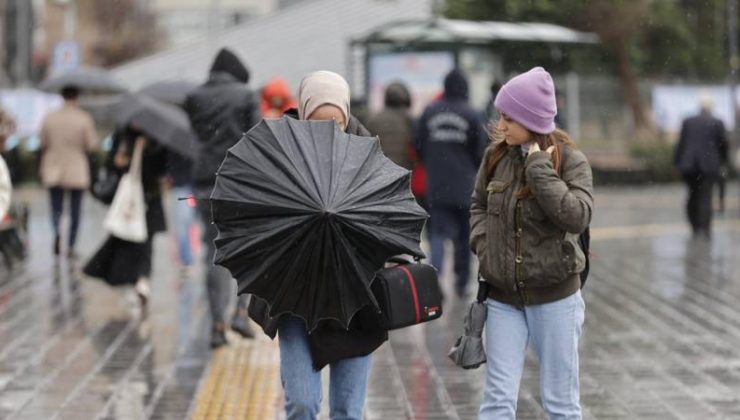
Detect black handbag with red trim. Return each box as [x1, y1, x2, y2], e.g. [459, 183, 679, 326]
[371, 257, 443, 330]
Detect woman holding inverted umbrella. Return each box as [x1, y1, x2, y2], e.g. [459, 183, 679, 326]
[210, 71, 428, 420]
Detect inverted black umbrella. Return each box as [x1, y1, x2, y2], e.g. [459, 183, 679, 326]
[114, 93, 199, 159]
[137, 80, 197, 107]
[210, 117, 428, 331]
[39, 66, 127, 94]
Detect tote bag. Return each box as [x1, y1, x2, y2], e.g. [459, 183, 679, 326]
[103, 139, 147, 243]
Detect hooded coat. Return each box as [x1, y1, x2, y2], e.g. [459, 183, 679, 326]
[261, 78, 297, 118]
[415, 70, 488, 208]
[184, 48, 261, 189]
[366, 83, 414, 170]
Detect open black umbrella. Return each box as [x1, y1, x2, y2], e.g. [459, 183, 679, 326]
[137, 80, 197, 107]
[39, 66, 127, 94]
[210, 117, 428, 331]
[114, 93, 199, 159]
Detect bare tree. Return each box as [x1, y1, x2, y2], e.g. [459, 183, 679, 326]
[78, 0, 161, 67]
[584, 0, 654, 136]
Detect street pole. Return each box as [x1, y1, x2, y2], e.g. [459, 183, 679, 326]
[729, 0, 739, 207]
[63, 0, 77, 40]
[12, 0, 31, 86]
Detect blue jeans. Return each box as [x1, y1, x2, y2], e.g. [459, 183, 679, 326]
[429, 205, 471, 293]
[49, 188, 83, 247]
[480, 291, 585, 420]
[278, 317, 371, 420]
[170, 185, 196, 266]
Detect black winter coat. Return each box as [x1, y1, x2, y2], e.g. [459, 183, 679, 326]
[184, 72, 260, 188]
[108, 127, 167, 234]
[248, 110, 388, 370]
[675, 112, 728, 176]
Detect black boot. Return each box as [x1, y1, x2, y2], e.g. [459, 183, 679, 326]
[231, 309, 255, 339]
[210, 323, 228, 349]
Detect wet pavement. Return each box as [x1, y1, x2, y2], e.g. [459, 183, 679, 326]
[0, 183, 738, 419]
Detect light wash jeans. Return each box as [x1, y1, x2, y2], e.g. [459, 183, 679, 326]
[278, 316, 371, 420]
[480, 291, 585, 420]
[170, 185, 195, 266]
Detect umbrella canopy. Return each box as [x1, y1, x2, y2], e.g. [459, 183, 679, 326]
[211, 117, 428, 331]
[114, 93, 199, 159]
[448, 300, 487, 369]
[40, 66, 127, 94]
[137, 80, 198, 107]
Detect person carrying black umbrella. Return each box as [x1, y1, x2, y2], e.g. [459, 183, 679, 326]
[184, 48, 261, 347]
[109, 125, 168, 305]
[244, 71, 388, 420]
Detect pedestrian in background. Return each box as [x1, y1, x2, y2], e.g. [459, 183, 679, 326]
[249, 71, 386, 420]
[185, 48, 261, 347]
[261, 77, 297, 118]
[110, 126, 168, 305]
[470, 67, 593, 419]
[0, 150, 10, 221]
[165, 150, 197, 280]
[0, 109, 14, 220]
[366, 82, 414, 170]
[674, 96, 728, 239]
[39, 85, 99, 259]
[416, 69, 488, 297]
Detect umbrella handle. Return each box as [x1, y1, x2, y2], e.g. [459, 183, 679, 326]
[476, 273, 489, 304]
[177, 195, 210, 201]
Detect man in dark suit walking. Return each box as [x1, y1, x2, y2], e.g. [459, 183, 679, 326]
[674, 96, 728, 239]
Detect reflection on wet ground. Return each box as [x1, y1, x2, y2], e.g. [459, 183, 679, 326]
[0, 184, 738, 419]
[0, 190, 210, 420]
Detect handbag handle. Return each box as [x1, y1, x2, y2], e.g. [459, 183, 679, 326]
[386, 255, 422, 266]
[476, 272, 489, 303]
[128, 138, 146, 182]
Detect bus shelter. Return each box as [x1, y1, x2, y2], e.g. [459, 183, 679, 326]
[350, 18, 599, 127]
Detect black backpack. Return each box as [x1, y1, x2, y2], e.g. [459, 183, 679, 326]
[560, 146, 591, 288]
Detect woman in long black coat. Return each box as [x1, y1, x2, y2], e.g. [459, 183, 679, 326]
[85, 125, 167, 305]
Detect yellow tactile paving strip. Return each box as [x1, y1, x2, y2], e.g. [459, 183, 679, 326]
[191, 336, 281, 420]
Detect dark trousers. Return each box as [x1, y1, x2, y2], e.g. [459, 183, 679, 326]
[49, 188, 84, 248]
[429, 205, 471, 293]
[682, 172, 716, 236]
[195, 187, 249, 327]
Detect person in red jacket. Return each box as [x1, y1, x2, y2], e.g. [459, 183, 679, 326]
[261, 78, 298, 119]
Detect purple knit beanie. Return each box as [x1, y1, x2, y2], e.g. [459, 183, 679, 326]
[494, 67, 557, 134]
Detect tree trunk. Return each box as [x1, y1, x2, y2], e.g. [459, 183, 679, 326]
[612, 37, 653, 135]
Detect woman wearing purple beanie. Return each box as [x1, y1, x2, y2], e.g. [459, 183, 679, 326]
[470, 67, 593, 419]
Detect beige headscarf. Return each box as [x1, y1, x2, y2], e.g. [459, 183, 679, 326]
[297, 71, 350, 124]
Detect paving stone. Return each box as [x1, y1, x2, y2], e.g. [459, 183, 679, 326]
[2, 184, 739, 419]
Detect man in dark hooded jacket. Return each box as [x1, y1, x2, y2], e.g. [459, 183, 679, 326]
[185, 48, 261, 347]
[416, 69, 488, 297]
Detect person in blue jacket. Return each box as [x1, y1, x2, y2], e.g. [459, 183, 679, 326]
[415, 68, 488, 297]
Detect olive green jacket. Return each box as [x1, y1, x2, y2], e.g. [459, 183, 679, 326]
[470, 145, 594, 305]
